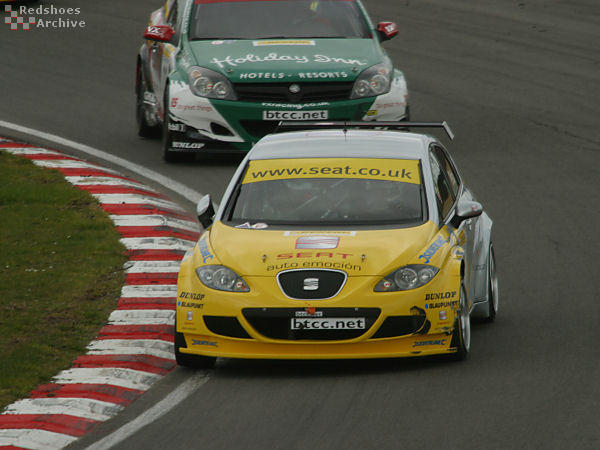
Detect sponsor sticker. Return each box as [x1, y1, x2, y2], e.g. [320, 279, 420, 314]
[210, 53, 366, 69]
[291, 317, 365, 330]
[295, 310, 324, 317]
[298, 71, 349, 79]
[425, 300, 459, 310]
[262, 102, 329, 109]
[263, 110, 328, 121]
[413, 339, 446, 347]
[239, 72, 286, 80]
[425, 291, 457, 301]
[243, 158, 421, 184]
[418, 236, 448, 263]
[192, 339, 218, 347]
[172, 142, 205, 149]
[198, 237, 214, 264]
[168, 122, 186, 132]
[178, 301, 204, 309]
[235, 222, 269, 229]
[179, 292, 205, 301]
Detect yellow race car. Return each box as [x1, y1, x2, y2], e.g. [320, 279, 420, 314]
[175, 122, 498, 367]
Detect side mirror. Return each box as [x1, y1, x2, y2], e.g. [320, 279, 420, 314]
[144, 25, 175, 43]
[454, 200, 483, 224]
[376, 21, 398, 41]
[197, 194, 215, 229]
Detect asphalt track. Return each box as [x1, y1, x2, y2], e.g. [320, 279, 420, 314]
[1, 0, 599, 449]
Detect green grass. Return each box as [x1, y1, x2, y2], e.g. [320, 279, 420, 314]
[0, 151, 127, 410]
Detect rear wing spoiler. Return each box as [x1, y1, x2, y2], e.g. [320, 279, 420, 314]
[275, 121, 455, 140]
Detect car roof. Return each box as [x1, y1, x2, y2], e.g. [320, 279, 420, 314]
[248, 129, 434, 161]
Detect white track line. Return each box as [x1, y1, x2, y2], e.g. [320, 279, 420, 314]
[83, 371, 210, 450]
[0, 429, 77, 450]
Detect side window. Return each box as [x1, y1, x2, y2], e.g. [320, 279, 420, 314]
[432, 145, 460, 198]
[428, 149, 454, 220]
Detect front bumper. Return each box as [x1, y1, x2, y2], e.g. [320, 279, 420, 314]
[176, 273, 461, 360]
[167, 77, 408, 152]
[179, 332, 455, 360]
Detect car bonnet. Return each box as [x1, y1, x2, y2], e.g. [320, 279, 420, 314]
[186, 38, 382, 83]
[206, 220, 440, 277]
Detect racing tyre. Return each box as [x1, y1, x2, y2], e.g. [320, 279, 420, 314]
[451, 283, 471, 360]
[485, 244, 499, 322]
[136, 66, 160, 138]
[174, 322, 216, 369]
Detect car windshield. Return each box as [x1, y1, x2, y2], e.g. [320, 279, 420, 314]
[225, 158, 425, 227]
[189, 0, 371, 40]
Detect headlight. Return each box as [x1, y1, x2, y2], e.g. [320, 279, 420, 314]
[195, 265, 249, 292]
[374, 265, 439, 291]
[350, 62, 393, 99]
[188, 66, 236, 100]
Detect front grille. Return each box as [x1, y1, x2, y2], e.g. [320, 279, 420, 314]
[234, 82, 353, 103]
[243, 307, 380, 341]
[277, 269, 346, 300]
[203, 315, 252, 339]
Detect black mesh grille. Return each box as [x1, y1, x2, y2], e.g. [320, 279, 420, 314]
[239, 120, 280, 140]
[203, 316, 252, 339]
[233, 82, 353, 103]
[243, 307, 380, 341]
[277, 270, 346, 300]
[370, 315, 428, 339]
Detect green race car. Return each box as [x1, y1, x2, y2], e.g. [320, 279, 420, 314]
[137, 0, 409, 161]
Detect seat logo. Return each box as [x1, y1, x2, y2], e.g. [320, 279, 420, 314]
[303, 278, 319, 291]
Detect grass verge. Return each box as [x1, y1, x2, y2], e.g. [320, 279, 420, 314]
[0, 150, 127, 410]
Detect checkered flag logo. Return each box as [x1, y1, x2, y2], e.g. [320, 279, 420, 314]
[5, 5, 36, 30]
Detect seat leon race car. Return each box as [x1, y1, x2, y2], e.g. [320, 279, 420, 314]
[136, 0, 409, 160]
[174, 122, 499, 367]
